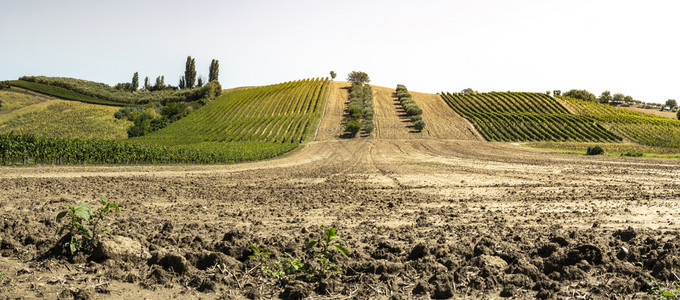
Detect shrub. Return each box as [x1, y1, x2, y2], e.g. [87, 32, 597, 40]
[345, 120, 362, 137]
[0, 81, 10, 90]
[621, 151, 643, 157]
[348, 105, 363, 119]
[406, 106, 423, 116]
[363, 121, 374, 134]
[414, 120, 426, 132]
[586, 145, 604, 155]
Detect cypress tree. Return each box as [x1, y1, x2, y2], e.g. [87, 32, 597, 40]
[179, 76, 186, 90]
[184, 56, 196, 89]
[132, 72, 139, 90]
[209, 59, 219, 82]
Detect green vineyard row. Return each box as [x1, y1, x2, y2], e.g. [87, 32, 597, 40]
[441, 92, 622, 142]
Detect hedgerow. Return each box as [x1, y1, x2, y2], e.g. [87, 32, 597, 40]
[17, 76, 221, 105]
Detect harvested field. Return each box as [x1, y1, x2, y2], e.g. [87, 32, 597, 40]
[1, 84, 679, 299]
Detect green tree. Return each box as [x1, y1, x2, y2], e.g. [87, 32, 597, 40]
[461, 88, 476, 94]
[624, 95, 634, 104]
[553, 90, 561, 96]
[154, 76, 165, 91]
[346, 71, 370, 84]
[178, 76, 186, 90]
[677, 109, 680, 120]
[144, 77, 151, 90]
[599, 91, 611, 104]
[330, 71, 336, 80]
[665, 99, 677, 110]
[131, 72, 139, 90]
[612, 93, 625, 104]
[197, 76, 204, 87]
[563, 89, 596, 102]
[209, 59, 219, 82]
[184, 56, 196, 89]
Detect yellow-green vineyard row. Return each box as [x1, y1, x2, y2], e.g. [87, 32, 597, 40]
[441, 92, 621, 142]
[0, 78, 329, 165]
[559, 97, 680, 148]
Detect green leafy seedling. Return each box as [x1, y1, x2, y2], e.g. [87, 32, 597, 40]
[55, 195, 120, 255]
[305, 225, 351, 278]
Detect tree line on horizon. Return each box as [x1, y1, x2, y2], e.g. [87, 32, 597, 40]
[117, 56, 220, 92]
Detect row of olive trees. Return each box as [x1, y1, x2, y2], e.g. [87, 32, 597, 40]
[344, 71, 373, 137]
[396, 85, 425, 131]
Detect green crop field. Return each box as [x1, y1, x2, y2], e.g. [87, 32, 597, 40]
[0, 78, 329, 165]
[0, 90, 131, 140]
[558, 96, 680, 149]
[441, 91, 621, 143]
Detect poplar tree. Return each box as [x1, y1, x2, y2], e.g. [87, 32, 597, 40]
[132, 72, 139, 90]
[184, 56, 196, 89]
[209, 59, 219, 82]
[144, 77, 150, 90]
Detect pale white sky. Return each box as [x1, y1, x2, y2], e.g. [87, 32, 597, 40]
[1, 0, 678, 103]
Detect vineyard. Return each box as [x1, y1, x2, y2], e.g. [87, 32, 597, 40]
[138, 78, 329, 145]
[0, 90, 130, 140]
[440, 91, 622, 142]
[558, 96, 680, 149]
[0, 78, 329, 165]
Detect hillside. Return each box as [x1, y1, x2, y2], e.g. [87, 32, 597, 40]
[0, 89, 130, 140]
[440, 91, 621, 143]
[558, 96, 680, 149]
[314, 82, 480, 140]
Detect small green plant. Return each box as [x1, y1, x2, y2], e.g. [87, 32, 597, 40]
[0, 270, 7, 278]
[586, 145, 604, 155]
[55, 195, 120, 255]
[249, 245, 305, 278]
[648, 279, 680, 298]
[305, 225, 350, 278]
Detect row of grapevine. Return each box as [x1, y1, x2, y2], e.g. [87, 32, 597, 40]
[441, 92, 621, 142]
[395, 85, 425, 131]
[0, 133, 296, 165]
[344, 81, 374, 137]
[559, 96, 680, 148]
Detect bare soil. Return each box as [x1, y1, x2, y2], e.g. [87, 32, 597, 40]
[1, 84, 679, 299]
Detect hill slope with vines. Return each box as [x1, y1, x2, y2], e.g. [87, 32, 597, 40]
[441, 91, 621, 143]
[558, 96, 680, 149]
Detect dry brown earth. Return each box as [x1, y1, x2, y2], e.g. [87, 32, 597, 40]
[0, 83, 679, 299]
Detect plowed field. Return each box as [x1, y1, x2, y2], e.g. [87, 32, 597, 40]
[1, 83, 679, 299]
